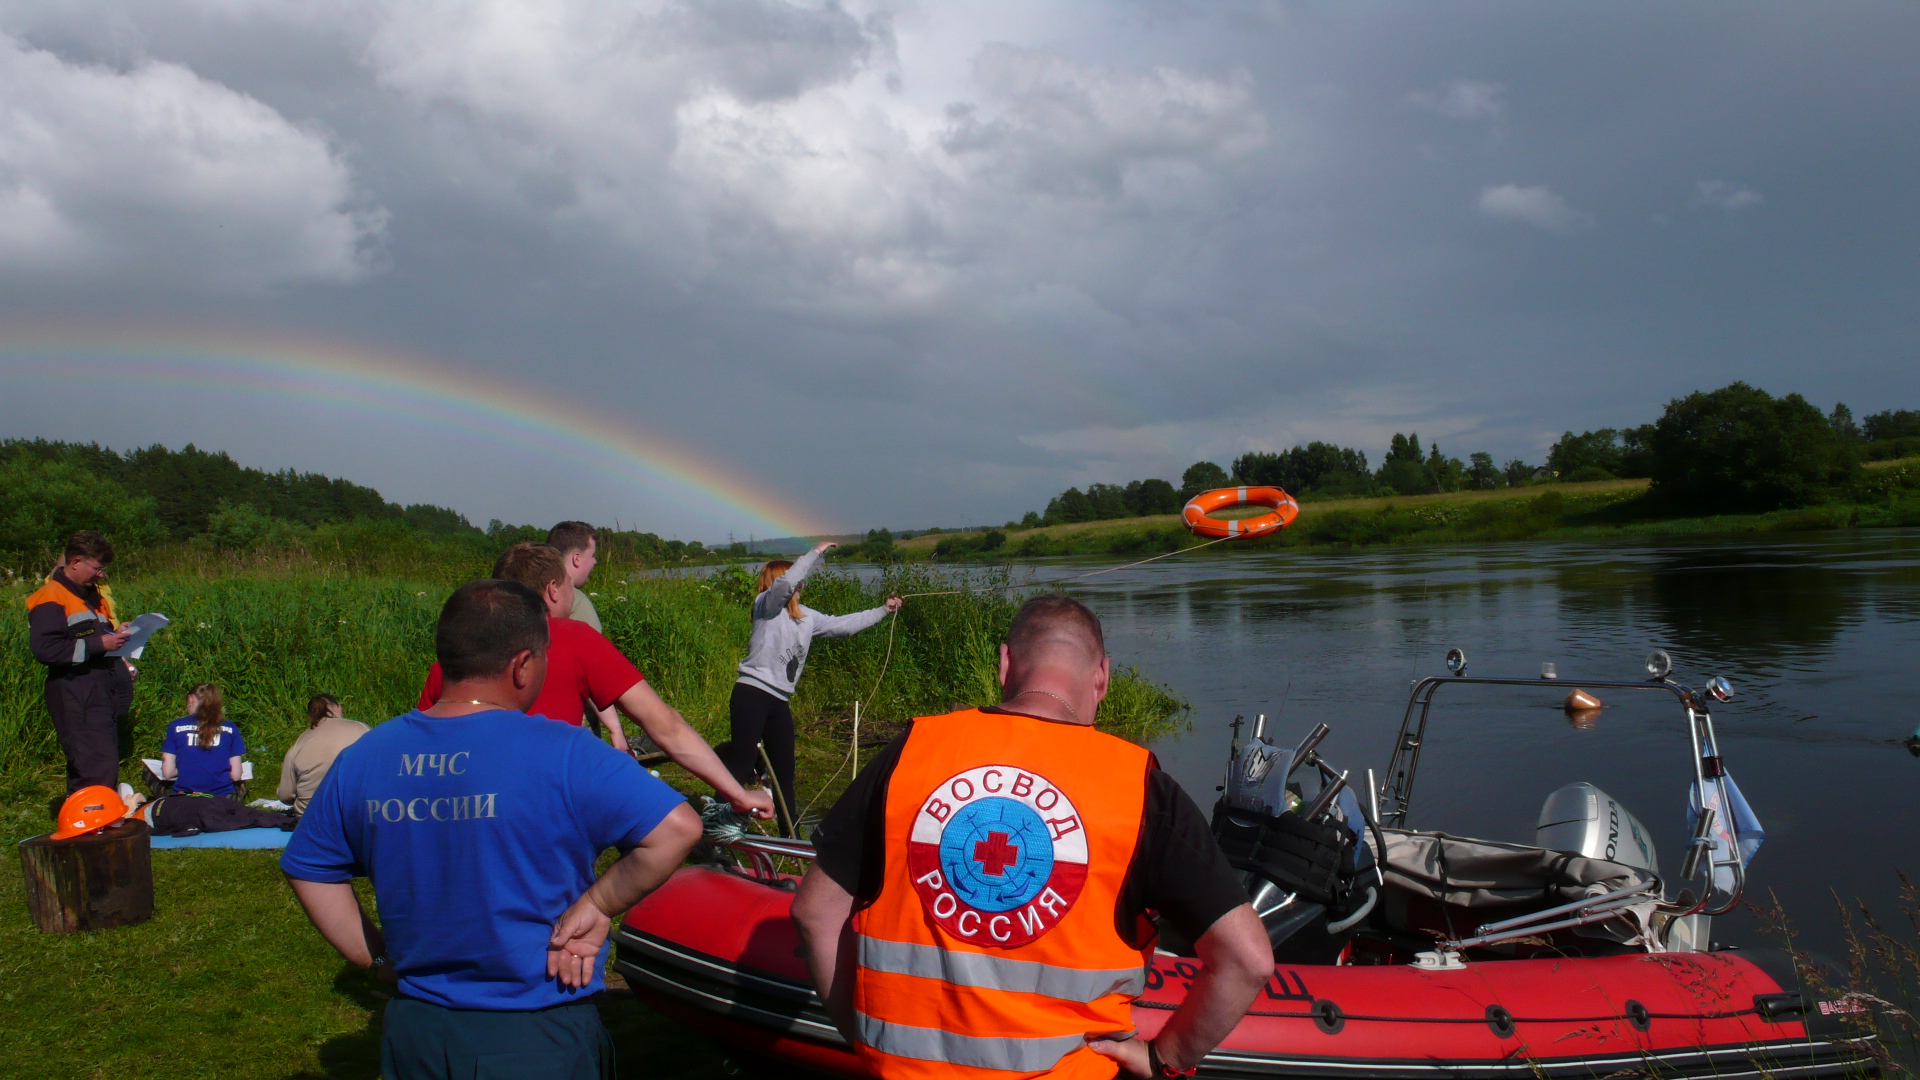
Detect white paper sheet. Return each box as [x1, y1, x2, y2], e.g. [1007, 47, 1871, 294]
[107, 612, 169, 658]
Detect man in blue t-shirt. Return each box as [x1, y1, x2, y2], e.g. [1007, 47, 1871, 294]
[282, 579, 701, 1079]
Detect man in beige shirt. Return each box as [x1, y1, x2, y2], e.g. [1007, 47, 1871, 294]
[278, 694, 369, 815]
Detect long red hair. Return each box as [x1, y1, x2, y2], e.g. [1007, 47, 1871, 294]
[190, 684, 224, 749]
[756, 561, 803, 619]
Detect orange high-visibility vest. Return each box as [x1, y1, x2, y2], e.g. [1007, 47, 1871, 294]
[851, 708, 1155, 1080]
[25, 576, 117, 666]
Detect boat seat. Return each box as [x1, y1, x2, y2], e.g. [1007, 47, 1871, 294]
[1370, 828, 1657, 948]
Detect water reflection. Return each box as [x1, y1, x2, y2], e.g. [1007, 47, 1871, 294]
[1646, 549, 1860, 664]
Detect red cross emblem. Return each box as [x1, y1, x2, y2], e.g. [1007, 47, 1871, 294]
[972, 831, 1020, 876]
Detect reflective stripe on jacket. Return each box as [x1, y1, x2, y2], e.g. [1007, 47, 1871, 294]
[25, 577, 116, 668]
[851, 708, 1153, 1080]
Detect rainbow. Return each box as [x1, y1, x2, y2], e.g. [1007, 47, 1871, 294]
[0, 324, 834, 539]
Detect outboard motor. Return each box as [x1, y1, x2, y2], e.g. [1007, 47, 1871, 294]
[1536, 782, 1659, 874]
[1210, 718, 1377, 960]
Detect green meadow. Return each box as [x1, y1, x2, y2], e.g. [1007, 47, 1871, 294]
[0, 560, 1186, 1080]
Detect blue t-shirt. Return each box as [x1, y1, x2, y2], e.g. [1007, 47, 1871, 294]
[280, 709, 687, 1010]
[161, 717, 245, 797]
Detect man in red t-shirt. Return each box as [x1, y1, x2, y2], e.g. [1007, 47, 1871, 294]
[422, 543, 774, 821]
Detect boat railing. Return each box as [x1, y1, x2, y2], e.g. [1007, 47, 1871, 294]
[1378, 662, 1748, 918]
[1442, 877, 1664, 953]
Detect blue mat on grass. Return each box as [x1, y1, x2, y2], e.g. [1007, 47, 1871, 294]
[149, 828, 292, 850]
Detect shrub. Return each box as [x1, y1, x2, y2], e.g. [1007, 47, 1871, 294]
[1862, 408, 1920, 442]
[204, 501, 313, 551]
[1234, 443, 1372, 495]
[0, 457, 165, 573]
[1179, 461, 1229, 499]
[1865, 435, 1920, 462]
[1646, 382, 1861, 512]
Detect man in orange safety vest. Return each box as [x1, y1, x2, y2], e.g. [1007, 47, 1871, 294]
[25, 530, 133, 795]
[793, 594, 1272, 1079]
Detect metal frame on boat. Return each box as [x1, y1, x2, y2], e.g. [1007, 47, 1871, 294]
[1377, 650, 1750, 965]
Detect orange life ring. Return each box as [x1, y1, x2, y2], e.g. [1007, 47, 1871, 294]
[1181, 485, 1300, 540]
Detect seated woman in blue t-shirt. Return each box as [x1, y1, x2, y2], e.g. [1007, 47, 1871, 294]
[161, 684, 246, 798]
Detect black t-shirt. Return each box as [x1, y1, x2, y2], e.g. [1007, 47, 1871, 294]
[809, 708, 1249, 948]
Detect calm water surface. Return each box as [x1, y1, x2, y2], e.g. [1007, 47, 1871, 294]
[993, 531, 1918, 959]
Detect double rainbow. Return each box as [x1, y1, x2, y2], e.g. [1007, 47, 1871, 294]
[0, 325, 831, 539]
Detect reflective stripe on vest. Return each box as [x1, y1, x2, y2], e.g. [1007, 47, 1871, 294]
[26, 579, 112, 667]
[856, 936, 1145, 1004]
[856, 1015, 1090, 1073]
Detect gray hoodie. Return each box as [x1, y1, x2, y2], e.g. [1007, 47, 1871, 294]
[736, 548, 890, 701]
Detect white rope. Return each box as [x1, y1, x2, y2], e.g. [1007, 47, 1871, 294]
[791, 533, 1238, 827]
[891, 533, 1237, 600]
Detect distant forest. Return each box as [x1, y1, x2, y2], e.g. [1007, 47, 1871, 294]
[1014, 393, 1920, 529]
[0, 439, 730, 571]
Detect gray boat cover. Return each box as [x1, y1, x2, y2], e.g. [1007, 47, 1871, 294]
[1374, 828, 1659, 945]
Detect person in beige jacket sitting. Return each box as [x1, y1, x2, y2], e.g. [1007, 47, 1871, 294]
[278, 694, 369, 816]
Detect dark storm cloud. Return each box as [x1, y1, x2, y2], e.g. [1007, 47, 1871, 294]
[0, 1, 1913, 536]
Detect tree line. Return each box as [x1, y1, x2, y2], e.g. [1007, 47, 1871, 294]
[1015, 386, 1920, 528]
[0, 438, 731, 572]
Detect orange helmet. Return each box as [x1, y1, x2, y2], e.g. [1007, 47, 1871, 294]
[50, 785, 129, 840]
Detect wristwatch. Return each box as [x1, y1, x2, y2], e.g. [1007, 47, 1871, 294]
[369, 954, 389, 976]
[1147, 1039, 1197, 1078]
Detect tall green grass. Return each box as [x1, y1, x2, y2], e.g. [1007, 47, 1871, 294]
[2, 563, 1188, 811]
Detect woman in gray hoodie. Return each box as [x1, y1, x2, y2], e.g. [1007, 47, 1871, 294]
[725, 541, 899, 835]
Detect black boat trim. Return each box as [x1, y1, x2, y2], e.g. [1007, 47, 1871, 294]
[615, 925, 1875, 1079]
[1197, 1041, 1875, 1080]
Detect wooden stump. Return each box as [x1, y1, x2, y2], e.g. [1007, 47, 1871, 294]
[18, 819, 154, 933]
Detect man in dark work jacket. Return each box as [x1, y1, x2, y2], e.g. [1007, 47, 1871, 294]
[25, 530, 132, 794]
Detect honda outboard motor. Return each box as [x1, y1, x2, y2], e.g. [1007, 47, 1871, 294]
[1210, 718, 1376, 959]
[1536, 782, 1659, 874]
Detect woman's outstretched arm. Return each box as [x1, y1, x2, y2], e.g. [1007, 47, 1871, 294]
[753, 542, 835, 619]
[808, 596, 902, 639]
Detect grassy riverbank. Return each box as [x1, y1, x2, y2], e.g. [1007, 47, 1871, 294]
[0, 562, 1186, 1080]
[0, 796, 733, 1080]
[900, 460, 1920, 560]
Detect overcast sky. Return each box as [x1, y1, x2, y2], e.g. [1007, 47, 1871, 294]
[1, 1, 1915, 539]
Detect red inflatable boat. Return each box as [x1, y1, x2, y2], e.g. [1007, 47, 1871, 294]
[617, 656, 1875, 1077]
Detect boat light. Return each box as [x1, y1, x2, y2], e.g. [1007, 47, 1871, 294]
[1540, 662, 1558, 680]
[1705, 675, 1734, 702]
[1645, 650, 1672, 681]
[1445, 648, 1467, 675]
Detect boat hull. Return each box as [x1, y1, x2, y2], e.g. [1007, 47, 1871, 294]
[616, 866, 1872, 1078]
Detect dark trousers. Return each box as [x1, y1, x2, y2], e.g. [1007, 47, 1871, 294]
[719, 682, 796, 835]
[46, 671, 120, 794]
[109, 660, 137, 760]
[381, 997, 613, 1080]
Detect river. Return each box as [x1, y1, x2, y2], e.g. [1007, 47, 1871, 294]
[975, 530, 1919, 960]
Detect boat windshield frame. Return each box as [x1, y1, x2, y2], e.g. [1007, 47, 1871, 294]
[1377, 671, 1745, 917]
